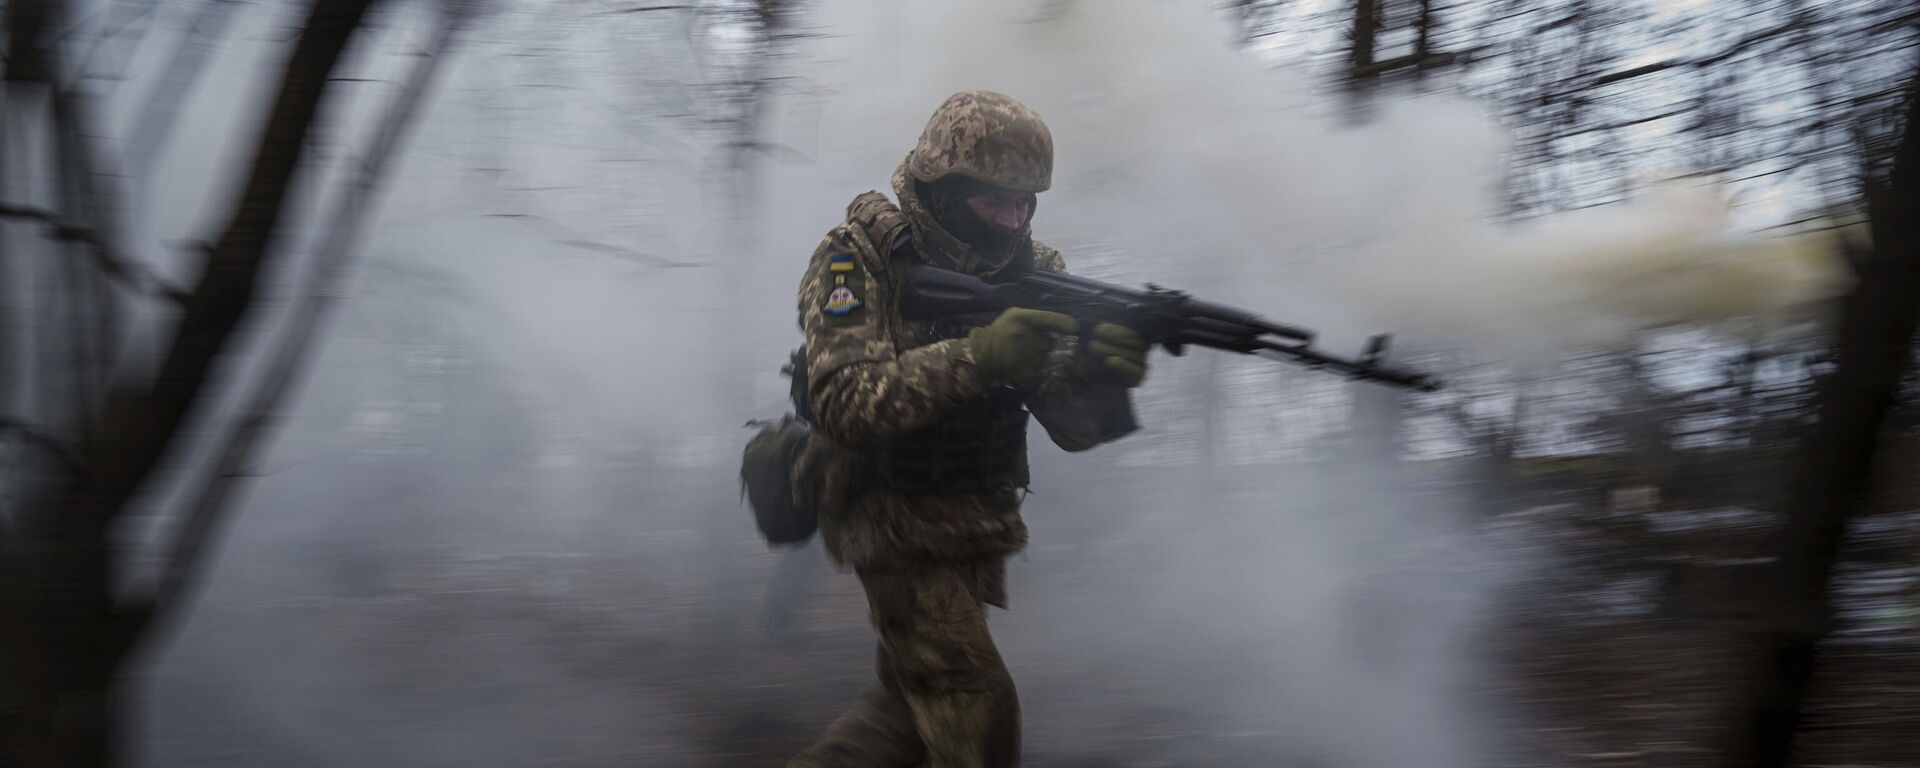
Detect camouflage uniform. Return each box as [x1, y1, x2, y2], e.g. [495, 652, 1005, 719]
[789, 92, 1132, 768]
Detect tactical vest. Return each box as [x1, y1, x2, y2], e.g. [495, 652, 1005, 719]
[845, 193, 1034, 492]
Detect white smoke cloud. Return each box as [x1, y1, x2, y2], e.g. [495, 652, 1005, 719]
[1329, 176, 1850, 356]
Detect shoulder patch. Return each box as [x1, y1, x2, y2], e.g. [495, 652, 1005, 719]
[819, 250, 867, 324]
[823, 285, 863, 314]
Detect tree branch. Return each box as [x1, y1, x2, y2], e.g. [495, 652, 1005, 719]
[126, 0, 242, 184]
[0, 419, 87, 474]
[77, 0, 377, 522]
[481, 212, 700, 268]
[0, 204, 191, 304]
[1543, 18, 1806, 103]
[594, 4, 694, 16]
[1546, 106, 1694, 141]
[127, 0, 469, 650]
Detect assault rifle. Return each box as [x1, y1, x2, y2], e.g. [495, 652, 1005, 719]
[899, 263, 1442, 392]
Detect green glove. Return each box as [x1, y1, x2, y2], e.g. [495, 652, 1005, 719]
[1089, 323, 1149, 387]
[969, 308, 1077, 387]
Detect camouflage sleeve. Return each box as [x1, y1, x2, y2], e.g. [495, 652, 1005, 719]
[1023, 243, 1138, 451]
[800, 231, 987, 448]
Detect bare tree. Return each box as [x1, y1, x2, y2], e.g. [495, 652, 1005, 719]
[1719, 72, 1920, 768]
[0, 1, 380, 765]
[133, 0, 478, 653]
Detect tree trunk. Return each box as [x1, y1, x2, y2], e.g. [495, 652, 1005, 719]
[1345, 0, 1379, 119]
[1717, 81, 1920, 768]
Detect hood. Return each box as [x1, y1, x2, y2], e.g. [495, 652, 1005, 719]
[892, 157, 1034, 279]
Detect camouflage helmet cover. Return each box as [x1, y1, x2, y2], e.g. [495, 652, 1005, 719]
[907, 90, 1053, 193]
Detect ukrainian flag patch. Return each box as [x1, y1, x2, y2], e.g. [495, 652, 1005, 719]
[820, 250, 865, 322]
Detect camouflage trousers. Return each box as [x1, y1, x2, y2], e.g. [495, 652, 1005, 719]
[788, 561, 1020, 768]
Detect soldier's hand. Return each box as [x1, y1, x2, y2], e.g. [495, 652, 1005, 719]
[1089, 323, 1149, 388]
[969, 308, 1076, 388]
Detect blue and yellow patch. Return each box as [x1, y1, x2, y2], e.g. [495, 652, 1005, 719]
[821, 251, 865, 321]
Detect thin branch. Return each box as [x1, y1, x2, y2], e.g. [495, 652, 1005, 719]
[8, 0, 184, 345]
[0, 204, 91, 239]
[0, 419, 87, 473]
[482, 212, 700, 268]
[128, 0, 242, 184]
[47, 74, 141, 406]
[1756, 212, 1856, 235]
[1546, 106, 1693, 141]
[0, 208, 188, 304]
[595, 4, 695, 15]
[1543, 19, 1807, 103]
[73, 0, 162, 87]
[1350, 50, 1466, 80]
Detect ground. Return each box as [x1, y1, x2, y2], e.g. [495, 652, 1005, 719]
[139, 462, 1919, 767]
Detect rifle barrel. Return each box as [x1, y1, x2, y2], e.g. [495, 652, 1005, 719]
[1252, 339, 1440, 392]
[1179, 296, 1314, 342]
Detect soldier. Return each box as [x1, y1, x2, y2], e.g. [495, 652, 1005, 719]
[788, 91, 1150, 767]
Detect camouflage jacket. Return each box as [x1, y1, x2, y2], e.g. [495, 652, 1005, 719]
[795, 160, 1133, 575]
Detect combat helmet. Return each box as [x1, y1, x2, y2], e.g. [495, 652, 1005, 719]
[907, 90, 1053, 193]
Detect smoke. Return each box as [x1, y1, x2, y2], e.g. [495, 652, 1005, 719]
[117, 0, 1852, 764]
[1327, 177, 1850, 355]
[754, 0, 1848, 357]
